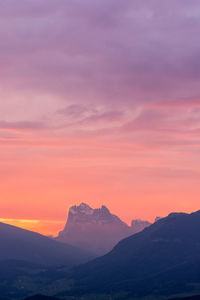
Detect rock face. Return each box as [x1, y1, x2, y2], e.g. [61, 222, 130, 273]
[57, 203, 151, 255]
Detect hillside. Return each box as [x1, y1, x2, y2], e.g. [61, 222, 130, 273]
[0, 222, 93, 267]
[58, 210, 200, 299]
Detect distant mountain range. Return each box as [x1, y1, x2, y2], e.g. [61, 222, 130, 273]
[58, 210, 200, 299]
[56, 202, 152, 255]
[1, 209, 200, 300]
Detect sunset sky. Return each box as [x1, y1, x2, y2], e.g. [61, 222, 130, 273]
[0, 0, 200, 236]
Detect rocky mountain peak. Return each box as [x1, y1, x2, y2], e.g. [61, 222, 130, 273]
[69, 203, 94, 216]
[57, 203, 152, 256]
[66, 203, 124, 226]
[101, 205, 110, 213]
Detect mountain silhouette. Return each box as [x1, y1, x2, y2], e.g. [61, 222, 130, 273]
[0, 222, 93, 267]
[59, 210, 200, 299]
[57, 202, 151, 255]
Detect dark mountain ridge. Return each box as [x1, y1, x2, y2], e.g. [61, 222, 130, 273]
[58, 210, 200, 299]
[0, 222, 93, 267]
[1, 211, 200, 299]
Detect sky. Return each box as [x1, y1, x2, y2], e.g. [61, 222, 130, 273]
[0, 0, 200, 236]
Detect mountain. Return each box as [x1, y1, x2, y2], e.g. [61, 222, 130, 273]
[155, 216, 162, 222]
[0, 222, 93, 267]
[58, 210, 200, 299]
[57, 203, 151, 255]
[131, 219, 151, 233]
[57, 203, 131, 255]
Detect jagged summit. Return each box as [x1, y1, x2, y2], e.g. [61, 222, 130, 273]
[69, 203, 94, 215]
[63, 203, 127, 230]
[56, 203, 152, 255]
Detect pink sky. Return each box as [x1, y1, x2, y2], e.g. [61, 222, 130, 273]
[0, 0, 200, 236]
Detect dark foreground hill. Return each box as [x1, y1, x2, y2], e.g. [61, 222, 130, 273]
[23, 295, 61, 300]
[20, 294, 200, 300]
[2, 211, 200, 300]
[58, 210, 200, 299]
[170, 296, 200, 300]
[0, 222, 94, 298]
[170, 295, 200, 300]
[0, 259, 74, 299]
[0, 222, 93, 267]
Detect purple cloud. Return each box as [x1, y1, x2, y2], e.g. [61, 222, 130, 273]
[1, 0, 200, 108]
[0, 0, 200, 149]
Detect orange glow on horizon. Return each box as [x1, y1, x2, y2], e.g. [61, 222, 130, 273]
[1, 130, 200, 237]
[0, 218, 64, 237]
